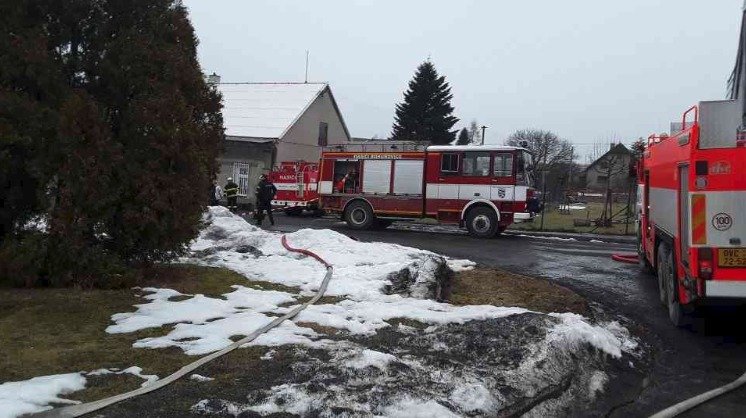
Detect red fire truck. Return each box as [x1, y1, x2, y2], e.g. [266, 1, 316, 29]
[269, 161, 320, 215]
[316, 143, 536, 237]
[637, 4, 746, 326]
[637, 104, 746, 326]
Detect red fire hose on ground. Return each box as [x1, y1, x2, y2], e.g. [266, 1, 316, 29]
[611, 253, 639, 264]
[39, 235, 333, 417]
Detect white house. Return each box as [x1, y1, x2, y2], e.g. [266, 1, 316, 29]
[215, 80, 351, 205]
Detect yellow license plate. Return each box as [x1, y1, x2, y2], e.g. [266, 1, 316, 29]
[718, 248, 746, 267]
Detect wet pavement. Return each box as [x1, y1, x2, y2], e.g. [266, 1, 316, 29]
[269, 213, 746, 417]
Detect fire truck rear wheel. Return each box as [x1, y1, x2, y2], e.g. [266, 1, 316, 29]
[344, 201, 375, 230]
[664, 247, 687, 327]
[465, 206, 498, 238]
[656, 243, 668, 306]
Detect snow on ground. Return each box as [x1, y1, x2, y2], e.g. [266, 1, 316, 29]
[87, 366, 159, 387]
[103, 207, 638, 416]
[0, 373, 86, 418]
[107, 207, 629, 359]
[516, 233, 578, 242]
[0, 364, 165, 418]
[558, 204, 588, 210]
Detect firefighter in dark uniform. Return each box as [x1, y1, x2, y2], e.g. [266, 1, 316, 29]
[224, 177, 239, 211]
[254, 174, 277, 226]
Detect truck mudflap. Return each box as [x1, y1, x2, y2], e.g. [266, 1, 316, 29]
[705, 280, 746, 298]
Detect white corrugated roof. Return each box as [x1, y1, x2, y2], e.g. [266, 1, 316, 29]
[218, 83, 327, 139]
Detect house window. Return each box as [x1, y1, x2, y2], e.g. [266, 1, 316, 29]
[318, 122, 329, 146]
[597, 175, 608, 185]
[463, 152, 491, 176]
[232, 162, 250, 195]
[493, 153, 513, 177]
[440, 153, 459, 173]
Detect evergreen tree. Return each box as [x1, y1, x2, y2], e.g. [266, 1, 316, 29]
[468, 120, 481, 144]
[455, 128, 470, 145]
[0, 0, 223, 286]
[391, 61, 458, 145]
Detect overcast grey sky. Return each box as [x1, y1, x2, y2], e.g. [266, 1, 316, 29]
[184, 0, 743, 157]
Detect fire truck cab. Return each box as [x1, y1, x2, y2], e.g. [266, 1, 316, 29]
[638, 103, 746, 326]
[318, 143, 536, 238]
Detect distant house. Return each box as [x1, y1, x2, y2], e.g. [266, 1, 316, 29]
[215, 80, 351, 205]
[583, 143, 632, 192]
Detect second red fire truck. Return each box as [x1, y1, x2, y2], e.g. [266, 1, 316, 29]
[316, 142, 537, 237]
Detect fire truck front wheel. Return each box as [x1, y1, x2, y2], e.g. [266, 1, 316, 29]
[344, 201, 375, 230]
[465, 206, 499, 238]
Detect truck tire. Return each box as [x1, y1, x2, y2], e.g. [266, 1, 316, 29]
[465, 206, 498, 238]
[344, 201, 375, 230]
[638, 229, 654, 274]
[656, 243, 668, 306]
[664, 246, 687, 327]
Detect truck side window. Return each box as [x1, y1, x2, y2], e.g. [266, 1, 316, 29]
[440, 153, 459, 173]
[463, 152, 491, 176]
[493, 153, 513, 177]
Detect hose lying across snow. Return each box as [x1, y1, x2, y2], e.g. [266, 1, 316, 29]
[37, 235, 333, 418]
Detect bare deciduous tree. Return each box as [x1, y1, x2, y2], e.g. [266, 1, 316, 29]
[505, 129, 575, 172]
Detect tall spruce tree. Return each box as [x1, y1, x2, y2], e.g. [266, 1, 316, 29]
[391, 61, 458, 145]
[0, 0, 223, 286]
[455, 128, 470, 145]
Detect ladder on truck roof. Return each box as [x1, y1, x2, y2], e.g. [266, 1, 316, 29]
[323, 141, 428, 153]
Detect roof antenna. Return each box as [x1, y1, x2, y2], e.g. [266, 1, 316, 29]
[304, 50, 309, 83]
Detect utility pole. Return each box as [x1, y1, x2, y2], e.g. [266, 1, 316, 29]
[539, 153, 548, 231]
[481, 126, 487, 145]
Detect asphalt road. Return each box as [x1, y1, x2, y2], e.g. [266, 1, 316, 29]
[269, 213, 746, 418]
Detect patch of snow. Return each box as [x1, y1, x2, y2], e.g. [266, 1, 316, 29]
[119, 367, 159, 387]
[139, 287, 186, 301]
[190, 374, 215, 382]
[296, 299, 528, 335]
[87, 367, 159, 387]
[0, 373, 86, 418]
[590, 239, 605, 243]
[107, 286, 296, 334]
[382, 398, 461, 418]
[588, 371, 608, 399]
[260, 349, 276, 360]
[548, 313, 636, 358]
[515, 234, 577, 242]
[343, 349, 397, 370]
[449, 383, 497, 415]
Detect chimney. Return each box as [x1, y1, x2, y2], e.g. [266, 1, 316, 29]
[206, 72, 221, 85]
